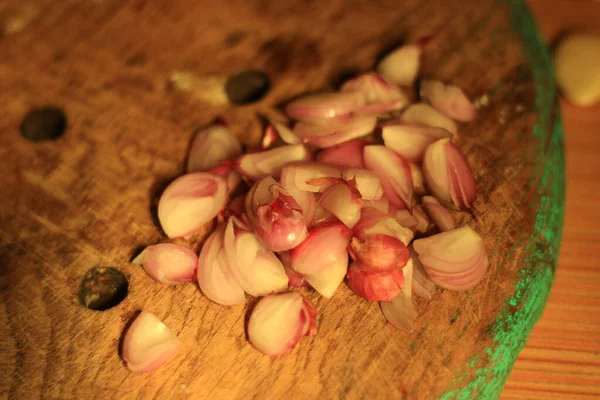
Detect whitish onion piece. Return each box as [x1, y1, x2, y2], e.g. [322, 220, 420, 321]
[342, 168, 383, 200]
[316, 139, 366, 168]
[420, 80, 477, 122]
[380, 260, 417, 332]
[304, 251, 349, 298]
[285, 92, 365, 123]
[409, 163, 426, 196]
[382, 122, 453, 162]
[413, 226, 487, 291]
[349, 233, 409, 273]
[410, 245, 436, 299]
[245, 176, 308, 251]
[354, 207, 414, 246]
[248, 292, 317, 356]
[293, 116, 376, 148]
[422, 196, 456, 232]
[377, 38, 430, 86]
[187, 124, 242, 172]
[158, 173, 228, 238]
[197, 225, 245, 305]
[347, 264, 405, 301]
[223, 216, 288, 296]
[318, 182, 362, 228]
[401, 103, 458, 135]
[280, 162, 342, 193]
[237, 144, 310, 180]
[340, 72, 409, 116]
[122, 311, 182, 373]
[290, 222, 351, 275]
[395, 209, 418, 230]
[364, 145, 413, 210]
[423, 138, 476, 210]
[133, 243, 197, 285]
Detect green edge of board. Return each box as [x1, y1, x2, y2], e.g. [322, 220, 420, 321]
[440, 0, 566, 399]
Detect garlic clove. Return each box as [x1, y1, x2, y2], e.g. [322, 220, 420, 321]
[340, 72, 409, 116]
[290, 222, 351, 275]
[363, 145, 413, 211]
[247, 292, 317, 356]
[280, 162, 343, 193]
[122, 311, 182, 373]
[341, 168, 383, 201]
[285, 92, 365, 123]
[347, 263, 405, 301]
[382, 122, 453, 163]
[420, 80, 477, 122]
[318, 182, 362, 228]
[187, 124, 242, 173]
[157, 173, 228, 238]
[133, 243, 198, 285]
[401, 103, 458, 135]
[237, 144, 311, 180]
[304, 251, 349, 298]
[293, 116, 377, 148]
[316, 139, 366, 169]
[422, 195, 456, 232]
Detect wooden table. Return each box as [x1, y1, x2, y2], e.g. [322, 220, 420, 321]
[502, 1, 600, 399]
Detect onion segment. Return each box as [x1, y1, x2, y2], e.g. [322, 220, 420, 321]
[376, 39, 430, 86]
[133, 243, 198, 285]
[237, 144, 311, 180]
[420, 80, 477, 122]
[422, 196, 456, 232]
[363, 145, 414, 210]
[280, 162, 343, 193]
[381, 122, 453, 162]
[316, 139, 366, 168]
[401, 103, 458, 135]
[290, 222, 351, 275]
[187, 124, 242, 173]
[409, 163, 426, 196]
[349, 233, 409, 273]
[340, 72, 409, 116]
[410, 245, 436, 299]
[347, 264, 405, 301]
[380, 259, 417, 332]
[293, 116, 377, 148]
[304, 251, 349, 298]
[318, 182, 362, 228]
[342, 168, 383, 200]
[354, 207, 414, 246]
[285, 92, 365, 123]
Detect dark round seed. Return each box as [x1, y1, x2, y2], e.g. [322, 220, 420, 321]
[78, 267, 129, 311]
[225, 70, 270, 105]
[20, 106, 67, 142]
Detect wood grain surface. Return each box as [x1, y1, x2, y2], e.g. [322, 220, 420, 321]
[502, 2, 600, 399]
[0, 0, 565, 399]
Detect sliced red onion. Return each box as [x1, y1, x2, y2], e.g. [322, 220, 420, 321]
[158, 173, 228, 238]
[318, 182, 362, 228]
[347, 264, 405, 301]
[401, 103, 458, 135]
[247, 292, 317, 356]
[245, 176, 308, 252]
[410, 245, 436, 299]
[422, 138, 476, 210]
[381, 122, 453, 162]
[413, 226, 487, 291]
[293, 116, 377, 148]
[342, 168, 383, 201]
[409, 162, 426, 196]
[122, 311, 182, 373]
[376, 38, 430, 86]
[285, 92, 365, 123]
[349, 233, 409, 273]
[316, 139, 366, 168]
[420, 80, 477, 122]
[280, 162, 343, 193]
[380, 259, 417, 332]
[290, 222, 351, 275]
[395, 209, 418, 230]
[304, 251, 349, 298]
[340, 72, 409, 116]
[187, 124, 242, 172]
[237, 144, 311, 180]
[422, 196, 456, 232]
[197, 225, 246, 305]
[223, 216, 289, 296]
[363, 145, 413, 210]
[354, 207, 414, 246]
[132, 243, 198, 285]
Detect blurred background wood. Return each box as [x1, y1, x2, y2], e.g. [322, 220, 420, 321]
[502, 1, 600, 399]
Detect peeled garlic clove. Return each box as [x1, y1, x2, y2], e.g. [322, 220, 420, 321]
[349, 233, 409, 273]
[158, 173, 228, 238]
[285, 92, 365, 123]
[237, 144, 311, 180]
[382, 122, 453, 162]
[247, 292, 317, 356]
[340, 72, 409, 116]
[420, 80, 477, 122]
[316, 139, 366, 168]
[380, 260, 417, 332]
[347, 264, 405, 301]
[122, 311, 182, 373]
[293, 116, 377, 148]
[187, 124, 242, 172]
[280, 162, 343, 193]
[422, 138, 476, 211]
[364, 145, 413, 210]
[554, 33, 600, 107]
[341, 168, 383, 200]
[422, 196, 456, 232]
[377, 38, 430, 86]
[133, 243, 198, 285]
[409, 162, 426, 196]
[304, 251, 348, 298]
[318, 182, 362, 228]
[401, 103, 458, 135]
[197, 225, 246, 305]
[290, 222, 351, 275]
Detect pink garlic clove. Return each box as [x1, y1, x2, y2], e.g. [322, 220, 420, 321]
[420, 80, 477, 122]
[380, 259, 417, 332]
[349, 234, 409, 273]
[290, 222, 351, 275]
[376, 37, 430, 86]
[122, 311, 182, 373]
[381, 122, 453, 163]
[341, 168, 384, 201]
[363, 145, 413, 211]
[318, 182, 362, 228]
[237, 144, 311, 180]
[293, 116, 377, 148]
[316, 139, 367, 168]
[409, 162, 426, 196]
[280, 162, 343, 193]
[285, 92, 365, 123]
[157, 173, 228, 238]
[197, 225, 246, 305]
[133, 243, 198, 285]
[304, 251, 349, 298]
[347, 264, 405, 302]
[401, 103, 458, 135]
[187, 124, 242, 173]
[422, 138, 476, 211]
[340, 72, 409, 116]
[422, 196, 456, 232]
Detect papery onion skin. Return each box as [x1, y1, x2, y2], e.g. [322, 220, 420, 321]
[133, 243, 198, 285]
[347, 264, 405, 301]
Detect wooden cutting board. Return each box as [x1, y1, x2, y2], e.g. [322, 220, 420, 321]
[0, 0, 564, 398]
